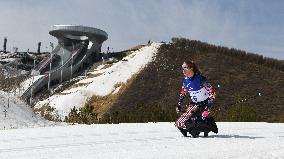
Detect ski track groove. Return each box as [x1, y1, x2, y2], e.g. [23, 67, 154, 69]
[0, 135, 176, 153]
[0, 129, 170, 154]
[0, 131, 159, 144]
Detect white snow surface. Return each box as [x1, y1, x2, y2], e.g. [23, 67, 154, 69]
[0, 122, 283, 159]
[18, 75, 45, 95]
[34, 43, 161, 118]
[0, 91, 60, 129]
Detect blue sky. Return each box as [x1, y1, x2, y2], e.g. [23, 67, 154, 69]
[0, 0, 283, 59]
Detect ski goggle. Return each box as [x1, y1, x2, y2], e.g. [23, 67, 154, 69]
[181, 67, 189, 71]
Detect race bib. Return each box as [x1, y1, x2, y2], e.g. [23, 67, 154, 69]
[189, 87, 209, 103]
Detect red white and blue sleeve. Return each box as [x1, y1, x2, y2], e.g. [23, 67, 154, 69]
[176, 86, 186, 113]
[201, 76, 216, 108]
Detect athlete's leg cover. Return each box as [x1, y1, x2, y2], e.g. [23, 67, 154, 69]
[175, 104, 198, 128]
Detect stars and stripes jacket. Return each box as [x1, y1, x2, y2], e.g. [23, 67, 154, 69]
[176, 73, 216, 113]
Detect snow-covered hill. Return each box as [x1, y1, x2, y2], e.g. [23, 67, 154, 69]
[0, 91, 60, 129]
[34, 42, 162, 118]
[0, 122, 283, 159]
[0, 43, 161, 129]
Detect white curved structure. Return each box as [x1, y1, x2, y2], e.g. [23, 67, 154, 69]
[21, 25, 108, 100]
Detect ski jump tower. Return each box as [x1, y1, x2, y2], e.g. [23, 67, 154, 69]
[21, 25, 108, 100]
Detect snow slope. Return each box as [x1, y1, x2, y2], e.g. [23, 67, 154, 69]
[0, 122, 283, 159]
[18, 75, 45, 96]
[0, 91, 60, 129]
[34, 43, 161, 118]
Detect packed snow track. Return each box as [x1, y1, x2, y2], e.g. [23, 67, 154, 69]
[0, 122, 283, 159]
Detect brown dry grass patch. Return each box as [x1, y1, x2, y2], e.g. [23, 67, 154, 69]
[87, 75, 138, 118]
[70, 82, 90, 88]
[86, 73, 103, 78]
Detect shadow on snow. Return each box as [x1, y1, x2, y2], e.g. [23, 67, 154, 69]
[208, 134, 264, 139]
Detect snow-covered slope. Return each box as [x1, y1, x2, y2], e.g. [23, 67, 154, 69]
[34, 43, 162, 118]
[18, 75, 45, 96]
[0, 91, 59, 129]
[0, 122, 283, 159]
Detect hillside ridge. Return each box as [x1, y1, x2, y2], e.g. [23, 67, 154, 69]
[101, 38, 284, 123]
